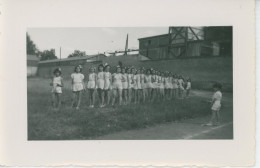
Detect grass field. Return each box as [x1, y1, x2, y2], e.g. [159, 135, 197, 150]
[28, 78, 211, 140]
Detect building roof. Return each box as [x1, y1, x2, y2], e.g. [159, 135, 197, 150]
[27, 54, 40, 61]
[39, 54, 107, 64]
[138, 34, 169, 41]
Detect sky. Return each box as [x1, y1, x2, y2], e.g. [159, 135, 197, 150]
[27, 27, 168, 58]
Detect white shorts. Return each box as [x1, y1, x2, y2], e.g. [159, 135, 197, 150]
[172, 84, 178, 89]
[72, 83, 84, 92]
[146, 82, 153, 89]
[159, 83, 164, 89]
[87, 81, 95, 89]
[104, 80, 111, 90]
[52, 86, 62, 94]
[165, 83, 171, 89]
[212, 102, 221, 111]
[97, 79, 105, 89]
[141, 82, 146, 89]
[113, 82, 123, 90]
[122, 82, 128, 89]
[135, 82, 141, 90]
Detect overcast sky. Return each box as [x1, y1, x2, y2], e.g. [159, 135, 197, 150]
[27, 27, 168, 58]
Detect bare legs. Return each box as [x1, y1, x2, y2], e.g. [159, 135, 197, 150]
[97, 88, 104, 107]
[72, 91, 82, 110]
[52, 93, 61, 109]
[88, 89, 95, 107]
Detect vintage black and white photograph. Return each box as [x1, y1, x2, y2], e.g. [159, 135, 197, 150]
[27, 27, 233, 140]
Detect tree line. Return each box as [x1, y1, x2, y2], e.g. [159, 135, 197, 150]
[27, 33, 88, 61]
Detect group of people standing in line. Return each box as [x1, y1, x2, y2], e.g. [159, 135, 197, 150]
[50, 64, 192, 110]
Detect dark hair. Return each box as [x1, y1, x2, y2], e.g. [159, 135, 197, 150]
[187, 78, 191, 82]
[104, 64, 110, 70]
[74, 65, 82, 72]
[98, 64, 104, 72]
[146, 69, 151, 74]
[53, 68, 61, 75]
[213, 82, 222, 90]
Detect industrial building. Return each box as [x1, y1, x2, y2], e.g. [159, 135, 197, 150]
[138, 26, 232, 60]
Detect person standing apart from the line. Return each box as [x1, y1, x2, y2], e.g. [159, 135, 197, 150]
[104, 64, 112, 106]
[185, 78, 191, 98]
[50, 68, 63, 110]
[87, 66, 97, 108]
[71, 65, 85, 110]
[205, 83, 222, 126]
[96, 64, 105, 108]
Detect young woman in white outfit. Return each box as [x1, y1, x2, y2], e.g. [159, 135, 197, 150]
[50, 68, 63, 110]
[144, 69, 152, 102]
[111, 66, 123, 106]
[151, 69, 157, 102]
[185, 78, 191, 98]
[172, 74, 178, 98]
[96, 64, 105, 107]
[140, 68, 146, 102]
[87, 67, 97, 108]
[121, 67, 128, 105]
[130, 68, 136, 104]
[104, 65, 112, 106]
[178, 75, 185, 99]
[134, 69, 141, 104]
[71, 65, 85, 110]
[127, 68, 133, 104]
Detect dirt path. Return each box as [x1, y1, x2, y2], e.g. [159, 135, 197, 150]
[97, 90, 233, 140]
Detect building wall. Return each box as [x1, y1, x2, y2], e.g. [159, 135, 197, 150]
[27, 66, 38, 77]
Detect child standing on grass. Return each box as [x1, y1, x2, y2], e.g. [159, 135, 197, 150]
[104, 64, 112, 106]
[97, 64, 105, 108]
[205, 83, 222, 126]
[71, 65, 85, 110]
[50, 68, 63, 110]
[140, 68, 146, 103]
[87, 67, 97, 108]
[185, 78, 191, 98]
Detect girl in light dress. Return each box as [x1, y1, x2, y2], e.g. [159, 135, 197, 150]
[71, 65, 85, 110]
[144, 69, 152, 102]
[97, 64, 105, 107]
[185, 78, 191, 98]
[104, 65, 112, 106]
[204, 83, 222, 126]
[130, 68, 136, 104]
[172, 74, 178, 98]
[169, 72, 174, 100]
[134, 69, 141, 104]
[178, 75, 185, 99]
[140, 68, 147, 102]
[121, 67, 128, 105]
[50, 68, 63, 110]
[87, 66, 97, 108]
[127, 68, 133, 104]
[111, 66, 123, 106]
[164, 72, 171, 100]
[158, 71, 165, 100]
[151, 69, 157, 102]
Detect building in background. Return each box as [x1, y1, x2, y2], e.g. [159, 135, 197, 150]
[27, 54, 40, 77]
[138, 26, 232, 60]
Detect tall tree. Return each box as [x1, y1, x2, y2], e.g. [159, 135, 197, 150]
[68, 50, 87, 58]
[26, 33, 38, 55]
[40, 49, 58, 61]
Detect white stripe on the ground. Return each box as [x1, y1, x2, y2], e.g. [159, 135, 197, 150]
[183, 122, 233, 139]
